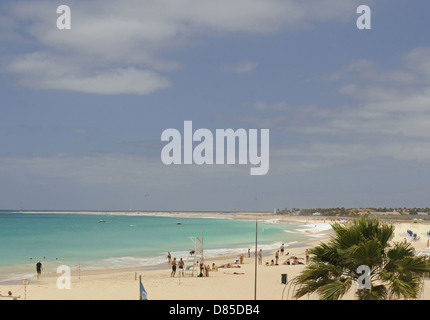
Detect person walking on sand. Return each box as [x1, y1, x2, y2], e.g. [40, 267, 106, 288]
[171, 258, 177, 277]
[258, 249, 262, 265]
[36, 260, 43, 279]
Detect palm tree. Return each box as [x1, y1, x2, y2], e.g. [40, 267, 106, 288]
[291, 216, 430, 300]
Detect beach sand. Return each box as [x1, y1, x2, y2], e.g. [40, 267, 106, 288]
[1, 214, 429, 300]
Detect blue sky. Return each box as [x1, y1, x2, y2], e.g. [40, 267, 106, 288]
[1, 0, 430, 211]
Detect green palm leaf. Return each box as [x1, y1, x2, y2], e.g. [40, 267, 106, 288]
[318, 278, 352, 300]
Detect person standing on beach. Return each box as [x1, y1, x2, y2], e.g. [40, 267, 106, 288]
[305, 249, 310, 264]
[178, 258, 184, 277]
[258, 249, 262, 265]
[171, 258, 177, 277]
[199, 260, 204, 277]
[36, 260, 43, 279]
[275, 250, 279, 265]
[167, 252, 172, 265]
[280, 243, 285, 256]
[248, 248, 250, 258]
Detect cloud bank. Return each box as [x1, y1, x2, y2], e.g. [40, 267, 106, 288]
[2, 0, 362, 95]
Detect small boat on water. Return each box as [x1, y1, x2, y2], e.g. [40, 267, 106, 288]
[177, 221, 182, 225]
[99, 220, 106, 223]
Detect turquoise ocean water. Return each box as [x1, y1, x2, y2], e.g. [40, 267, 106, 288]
[0, 211, 311, 283]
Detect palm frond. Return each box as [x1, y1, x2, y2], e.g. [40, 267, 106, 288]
[388, 274, 422, 299]
[318, 278, 352, 300]
[396, 257, 430, 274]
[345, 238, 383, 268]
[356, 285, 386, 300]
[386, 242, 415, 261]
[292, 216, 429, 300]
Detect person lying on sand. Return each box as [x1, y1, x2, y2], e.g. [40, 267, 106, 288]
[218, 262, 241, 268]
[289, 254, 304, 260]
[291, 257, 304, 265]
[223, 272, 245, 275]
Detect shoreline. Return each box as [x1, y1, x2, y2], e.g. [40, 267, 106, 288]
[0, 235, 333, 300]
[0, 214, 332, 284]
[2, 213, 429, 299]
[0, 211, 333, 285]
[2, 234, 325, 283]
[0, 214, 336, 299]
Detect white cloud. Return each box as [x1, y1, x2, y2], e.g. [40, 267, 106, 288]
[6, 52, 171, 95]
[214, 46, 430, 166]
[324, 48, 430, 140]
[42, 67, 171, 95]
[309, 48, 430, 139]
[3, 0, 362, 95]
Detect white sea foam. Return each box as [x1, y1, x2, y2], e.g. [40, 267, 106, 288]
[0, 272, 35, 284]
[76, 240, 304, 271]
[295, 223, 332, 234]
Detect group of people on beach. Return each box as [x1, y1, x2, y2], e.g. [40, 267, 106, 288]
[167, 251, 246, 278]
[167, 252, 185, 277]
[166, 242, 312, 278]
[167, 252, 214, 278]
[264, 244, 310, 267]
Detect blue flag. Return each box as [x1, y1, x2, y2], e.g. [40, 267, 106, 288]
[140, 282, 148, 300]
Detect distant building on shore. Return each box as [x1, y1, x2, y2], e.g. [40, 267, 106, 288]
[417, 212, 429, 216]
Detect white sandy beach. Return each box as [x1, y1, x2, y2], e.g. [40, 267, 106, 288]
[1, 213, 430, 300]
